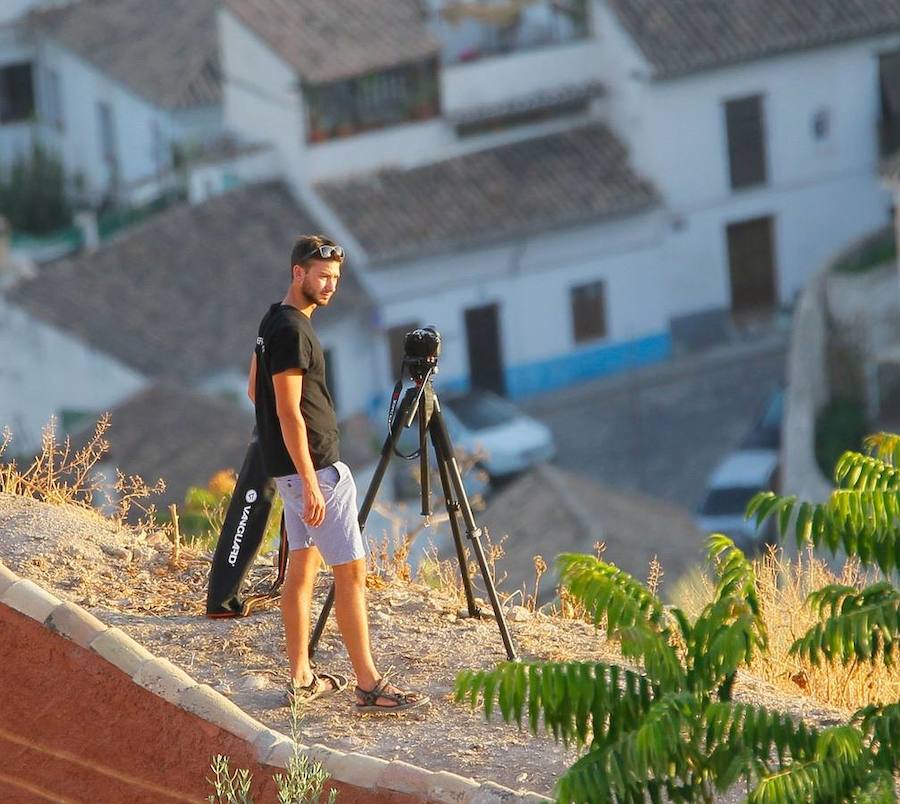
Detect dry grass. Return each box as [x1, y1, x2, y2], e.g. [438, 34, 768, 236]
[6, 417, 895, 714]
[0, 417, 164, 525]
[673, 546, 899, 711]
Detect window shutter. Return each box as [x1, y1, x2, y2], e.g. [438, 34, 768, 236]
[725, 95, 767, 189]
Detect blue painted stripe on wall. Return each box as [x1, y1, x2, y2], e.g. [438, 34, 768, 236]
[366, 333, 672, 414]
[505, 333, 672, 399]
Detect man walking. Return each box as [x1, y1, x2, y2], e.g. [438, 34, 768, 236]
[248, 234, 428, 713]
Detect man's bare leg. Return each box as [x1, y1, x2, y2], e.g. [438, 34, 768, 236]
[331, 558, 426, 709]
[281, 546, 322, 686]
[331, 558, 379, 689]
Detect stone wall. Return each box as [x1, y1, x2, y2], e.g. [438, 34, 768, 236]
[781, 272, 832, 503]
[0, 561, 546, 803]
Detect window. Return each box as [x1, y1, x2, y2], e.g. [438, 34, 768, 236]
[305, 60, 438, 141]
[387, 321, 419, 378]
[724, 95, 767, 189]
[571, 280, 606, 343]
[0, 62, 34, 124]
[97, 101, 117, 165]
[43, 68, 63, 130]
[812, 108, 830, 141]
[879, 50, 900, 156]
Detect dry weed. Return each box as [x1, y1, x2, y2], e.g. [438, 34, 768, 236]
[418, 542, 467, 604]
[0, 417, 109, 506]
[0, 417, 166, 530]
[647, 555, 663, 598]
[672, 546, 899, 710]
[527, 555, 548, 612]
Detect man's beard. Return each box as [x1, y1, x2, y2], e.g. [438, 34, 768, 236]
[301, 279, 332, 306]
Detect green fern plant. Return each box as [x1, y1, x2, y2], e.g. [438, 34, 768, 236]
[457, 536, 839, 802]
[742, 433, 900, 801]
[747, 434, 900, 578]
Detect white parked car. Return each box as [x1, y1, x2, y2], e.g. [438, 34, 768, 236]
[440, 389, 557, 479]
[696, 449, 779, 553]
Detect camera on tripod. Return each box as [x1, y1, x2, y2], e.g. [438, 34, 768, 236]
[403, 326, 441, 382]
[309, 323, 518, 661]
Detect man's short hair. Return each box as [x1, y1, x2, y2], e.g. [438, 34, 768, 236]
[290, 234, 342, 275]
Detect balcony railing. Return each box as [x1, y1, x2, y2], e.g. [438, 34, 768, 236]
[304, 61, 440, 143]
[429, 0, 590, 64]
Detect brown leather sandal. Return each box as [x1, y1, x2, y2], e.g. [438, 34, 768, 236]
[355, 676, 430, 714]
[287, 672, 348, 705]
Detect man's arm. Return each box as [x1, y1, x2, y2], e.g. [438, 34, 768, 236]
[247, 353, 257, 404]
[272, 370, 326, 527]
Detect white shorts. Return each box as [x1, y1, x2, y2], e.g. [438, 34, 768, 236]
[274, 461, 365, 566]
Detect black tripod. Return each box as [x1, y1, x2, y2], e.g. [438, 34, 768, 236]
[308, 364, 518, 662]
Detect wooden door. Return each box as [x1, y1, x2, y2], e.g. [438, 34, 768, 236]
[464, 304, 506, 395]
[727, 216, 777, 317]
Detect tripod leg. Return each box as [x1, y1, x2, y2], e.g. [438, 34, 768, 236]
[435, 455, 479, 617]
[308, 388, 418, 659]
[429, 401, 518, 661]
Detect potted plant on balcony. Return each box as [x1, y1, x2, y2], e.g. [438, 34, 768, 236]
[410, 78, 439, 121]
[306, 107, 331, 143]
[334, 116, 357, 138]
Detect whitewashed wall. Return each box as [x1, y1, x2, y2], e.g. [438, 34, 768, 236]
[186, 146, 279, 205]
[441, 38, 604, 116]
[0, 0, 45, 26]
[219, 9, 307, 190]
[594, 0, 897, 320]
[317, 311, 381, 418]
[369, 210, 669, 399]
[0, 298, 146, 454]
[32, 39, 223, 203]
[0, 16, 37, 168]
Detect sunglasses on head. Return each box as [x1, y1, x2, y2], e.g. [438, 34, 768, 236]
[301, 244, 344, 262]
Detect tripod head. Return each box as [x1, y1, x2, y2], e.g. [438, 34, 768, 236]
[402, 326, 441, 384]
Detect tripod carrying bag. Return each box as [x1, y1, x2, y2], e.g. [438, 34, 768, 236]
[205, 435, 288, 617]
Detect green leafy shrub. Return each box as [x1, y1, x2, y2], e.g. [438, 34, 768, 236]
[816, 398, 867, 479]
[0, 141, 71, 234]
[458, 423, 900, 803]
[208, 689, 337, 803]
[159, 469, 283, 550]
[457, 536, 807, 802]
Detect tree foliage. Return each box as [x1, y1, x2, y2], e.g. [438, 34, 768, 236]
[0, 140, 71, 235]
[457, 433, 900, 802]
[459, 537, 810, 802]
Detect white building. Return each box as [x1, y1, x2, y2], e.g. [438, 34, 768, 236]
[595, 0, 900, 340]
[220, 0, 669, 400]
[0, 1, 43, 167]
[3, 181, 377, 453]
[17, 0, 224, 206]
[8, 0, 900, 451]
[217, 0, 900, 399]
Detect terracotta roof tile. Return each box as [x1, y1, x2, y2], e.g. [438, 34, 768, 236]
[30, 0, 221, 109]
[608, 0, 900, 79]
[9, 182, 371, 380]
[224, 0, 439, 84]
[70, 385, 381, 508]
[479, 464, 706, 601]
[71, 384, 254, 510]
[316, 122, 657, 264]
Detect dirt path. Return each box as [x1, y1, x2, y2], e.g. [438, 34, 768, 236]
[0, 493, 850, 798]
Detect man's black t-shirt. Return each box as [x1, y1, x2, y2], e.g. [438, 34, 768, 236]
[254, 303, 340, 477]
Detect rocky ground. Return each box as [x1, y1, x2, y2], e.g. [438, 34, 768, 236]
[0, 492, 852, 799]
